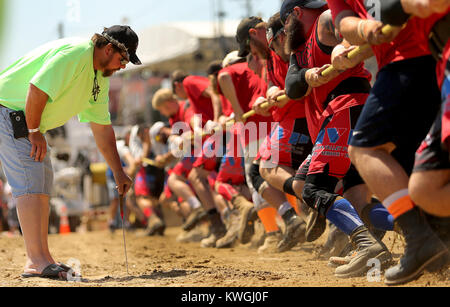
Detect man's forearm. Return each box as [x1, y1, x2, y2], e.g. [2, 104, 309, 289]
[90, 123, 124, 173]
[218, 73, 244, 117]
[339, 15, 368, 46]
[25, 84, 48, 130]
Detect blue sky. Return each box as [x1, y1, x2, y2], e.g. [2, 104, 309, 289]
[0, 0, 283, 69]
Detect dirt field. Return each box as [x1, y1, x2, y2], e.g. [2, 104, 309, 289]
[0, 225, 448, 288]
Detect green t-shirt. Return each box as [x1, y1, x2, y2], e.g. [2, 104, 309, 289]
[0, 37, 111, 133]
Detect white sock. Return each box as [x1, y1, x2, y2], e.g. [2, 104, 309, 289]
[278, 202, 292, 217]
[187, 197, 201, 210]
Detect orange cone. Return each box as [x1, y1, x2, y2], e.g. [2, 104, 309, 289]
[59, 204, 71, 235]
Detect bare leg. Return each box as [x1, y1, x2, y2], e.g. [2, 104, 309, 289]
[410, 169, 450, 217]
[348, 144, 409, 202]
[168, 173, 199, 204]
[16, 195, 53, 274]
[343, 184, 371, 215]
[188, 168, 216, 211]
[260, 165, 295, 194]
[39, 195, 55, 264]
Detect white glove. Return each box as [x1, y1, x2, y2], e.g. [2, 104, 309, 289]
[267, 86, 281, 98]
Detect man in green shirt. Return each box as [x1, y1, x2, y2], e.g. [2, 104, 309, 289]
[0, 25, 141, 279]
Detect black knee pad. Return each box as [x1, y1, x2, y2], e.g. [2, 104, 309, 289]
[342, 164, 365, 193]
[302, 174, 340, 216]
[250, 163, 265, 193]
[283, 177, 297, 197]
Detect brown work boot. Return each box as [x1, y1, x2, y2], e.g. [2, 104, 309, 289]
[177, 225, 209, 243]
[318, 223, 350, 260]
[335, 226, 392, 278]
[384, 208, 449, 285]
[200, 211, 226, 248]
[146, 214, 166, 236]
[249, 220, 266, 249]
[231, 195, 257, 244]
[182, 207, 208, 231]
[304, 205, 326, 242]
[277, 208, 306, 252]
[216, 210, 241, 248]
[258, 231, 282, 254]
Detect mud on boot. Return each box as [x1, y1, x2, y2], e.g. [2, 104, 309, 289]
[182, 207, 208, 232]
[216, 209, 241, 249]
[385, 208, 449, 285]
[232, 195, 257, 245]
[319, 223, 349, 260]
[258, 231, 282, 254]
[304, 205, 326, 242]
[201, 211, 226, 248]
[335, 226, 392, 278]
[277, 208, 306, 252]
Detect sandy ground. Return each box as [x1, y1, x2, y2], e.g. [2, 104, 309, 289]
[0, 225, 448, 288]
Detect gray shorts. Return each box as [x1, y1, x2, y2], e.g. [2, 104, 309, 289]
[0, 106, 53, 198]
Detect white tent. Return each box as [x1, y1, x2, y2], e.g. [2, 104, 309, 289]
[124, 20, 241, 72]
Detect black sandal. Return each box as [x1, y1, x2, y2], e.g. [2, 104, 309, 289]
[21, 264, 66, 280]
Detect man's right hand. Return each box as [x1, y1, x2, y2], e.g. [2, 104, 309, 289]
[29, 132, 47, 162]
[362, 20, 402, 45]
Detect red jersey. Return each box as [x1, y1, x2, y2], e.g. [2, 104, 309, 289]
[218, 62, 271, 125]
[266, 50, 307, 122]
[294, 18, 372, 142]
[169, 100, 194, 130]
[183, 76, 214, 123]
[220, 94, 233, 117]
[328, 0, 448, 70]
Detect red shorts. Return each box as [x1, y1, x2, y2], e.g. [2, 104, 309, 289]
[171, 156, 196, 178]
[260, 117, 312, 170]
[216, 130, 246, 185]
[300, 106, 364, 179]
[192, 135, 224, 172]
[135, 167, 150, 197]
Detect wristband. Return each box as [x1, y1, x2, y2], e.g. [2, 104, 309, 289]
[357, 20, 367, 41]
[28, 128, 40, 134]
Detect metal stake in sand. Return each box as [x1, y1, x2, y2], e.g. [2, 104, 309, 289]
[119, 194, 130, 275]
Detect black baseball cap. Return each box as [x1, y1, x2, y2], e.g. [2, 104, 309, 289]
[236, 16, 264, 57]
[102, 25, 142, 65]
[280, 0, 328, 24]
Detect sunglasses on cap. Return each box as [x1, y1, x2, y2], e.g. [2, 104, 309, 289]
[103, 33, 130, 65]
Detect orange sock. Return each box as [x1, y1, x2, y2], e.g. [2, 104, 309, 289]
[286, 194, 300, 216]
[257, 207, 280, 233]
[384, 190, 415, 219]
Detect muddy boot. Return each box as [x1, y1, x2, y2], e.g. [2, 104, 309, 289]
[319, 223, 350, 260]
[258, 231, 282, 254]
[200, 210, 227, 248]
[277, 208, 306, 252]
[232, 195, 258, 245]
[146, 214, 166, 236]
[304, 205, 326, 242]
[249, 220, 266, 249]
[216, 209, 241, 248]
[384, 208, 449, 285]
[177, 225, 208, 243]
[182, 207, 208, 232]
[335, 226, 392, 278]
[424, 214, 450, 271]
